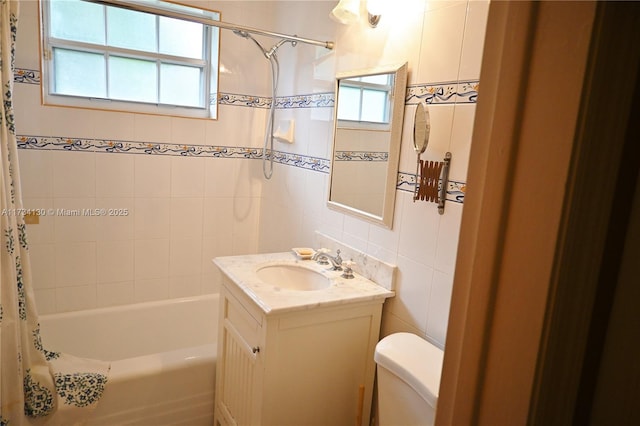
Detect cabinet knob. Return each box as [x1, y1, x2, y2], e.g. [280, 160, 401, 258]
[252, 346, 260, 354]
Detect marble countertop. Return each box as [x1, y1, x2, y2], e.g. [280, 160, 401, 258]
[213, 252, 395, 315]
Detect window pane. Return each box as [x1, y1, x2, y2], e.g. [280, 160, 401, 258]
[50, 0, 105, 44]
[337, 86, 361, 121]
[107, 7, 156, 52]
[160, 64, 202, 107]
[53, 48, 106, 98]
[159, 17, 203, 59]
[44, 0, 218, 118]
[361, 89, 388, 123]
[361, 74, 390, 85]
[109, 56, 157, 103]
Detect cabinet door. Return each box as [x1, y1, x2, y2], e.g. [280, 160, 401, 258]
[216, 289, 263, 426]
[262, 304, 382, 426]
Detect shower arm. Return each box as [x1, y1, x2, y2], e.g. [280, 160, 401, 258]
[84, 0, 335, 50]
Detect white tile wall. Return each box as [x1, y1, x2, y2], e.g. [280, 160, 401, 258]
[94, 111, 136, 141]
[53, 199, 96, 243]
[96, 197, 134, 241]
[419, 3, 467, 81]
[134, 198, 171, 240]
[448, 104, 476, 182]
[55, 242, 97, 287]
[52, 151, 95, 198]
[134, 155, 171, 198]
[458, 0, 491, 81]
[15, 0, 489, 350]
[171, 156, 205, 197]
[258, 0, 488, 349]
[97, 281, 134, 308]
[97, 240, 134, 284]
[96, 154, 134, 198]
[134, 239, 170, 280]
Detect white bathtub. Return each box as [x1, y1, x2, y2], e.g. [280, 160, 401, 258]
[40, 294, 219, 426]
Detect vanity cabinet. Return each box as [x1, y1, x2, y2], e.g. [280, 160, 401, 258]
[214, 276, 385, 426]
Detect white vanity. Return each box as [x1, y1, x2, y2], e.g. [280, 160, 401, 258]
[213, 251, 394, 426]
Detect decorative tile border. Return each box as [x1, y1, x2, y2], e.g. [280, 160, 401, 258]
[406, 80, 479, 105]
[218, 92, 335, 109]
[15, 68, 478, 107]
[397, 171, 465, 203]
[334, 151, 388, 162]
[15, 68, 40, 85]
[17, 135, 264, 159]
[218, 93, 271, 108]
[275, 92, 334, 109]
[456, 81, 480, 103]
[16, 134, 331, 173]
[16, 135, 463, 201]
[14, 68, 467, 202]
[270, 151, 330, 172]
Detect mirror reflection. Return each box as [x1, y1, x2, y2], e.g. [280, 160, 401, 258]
[328, 63, 408, 228]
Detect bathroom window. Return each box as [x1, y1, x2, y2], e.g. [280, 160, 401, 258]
[40, 0, 220, 119]
[336, 74, 393, 125]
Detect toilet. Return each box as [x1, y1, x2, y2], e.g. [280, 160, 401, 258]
[374, 332, 444, 426]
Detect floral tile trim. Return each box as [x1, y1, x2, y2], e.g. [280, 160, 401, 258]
[270, 151, 330, 172]
[218, 92, 335, 109]
[406, 80, 479, 105]
[397, 171, 465, 203]
[17, 135, 263, 159]
[334, 151, 388, 161]
[457, 81, 480, 103]
[16, 134, 331, 173]
[15, 68, 40, 85]
[15, 68, 477, 107]
[16, 135, 466, 200]
[218, 93, 272, 108]
[274, 92, 334, 109]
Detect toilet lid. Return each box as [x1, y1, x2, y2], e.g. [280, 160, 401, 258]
[374, 332, 444, 407]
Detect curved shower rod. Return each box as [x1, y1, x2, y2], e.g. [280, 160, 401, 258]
[85, 0, 335, 50]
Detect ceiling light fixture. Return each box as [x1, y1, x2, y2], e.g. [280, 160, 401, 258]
[329, 0, 360, 25]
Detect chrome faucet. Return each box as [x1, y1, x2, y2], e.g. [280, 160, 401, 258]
[312, 249, 342, 270]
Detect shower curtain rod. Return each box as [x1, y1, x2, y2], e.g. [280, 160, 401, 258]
[85, 0, 335, 50]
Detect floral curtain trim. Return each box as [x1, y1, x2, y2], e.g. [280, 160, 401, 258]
[0, 1, 110, 424]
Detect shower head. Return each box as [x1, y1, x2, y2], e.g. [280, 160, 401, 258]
[265, 37, 297, 58]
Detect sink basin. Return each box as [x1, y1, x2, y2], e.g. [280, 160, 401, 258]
[256, 264, 330, 291]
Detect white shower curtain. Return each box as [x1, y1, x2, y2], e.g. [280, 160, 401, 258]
[0, 1, 109, 424]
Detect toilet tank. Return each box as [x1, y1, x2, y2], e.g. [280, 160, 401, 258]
[374, 333, 444, 426]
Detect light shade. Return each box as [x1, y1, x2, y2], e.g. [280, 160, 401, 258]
[330, 0, 360, 25]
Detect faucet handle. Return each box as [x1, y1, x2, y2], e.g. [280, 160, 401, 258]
[341, 260, 355, 279]
[335, 249, 342, 265]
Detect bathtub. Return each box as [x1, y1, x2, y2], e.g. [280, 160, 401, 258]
[39, 294, 219, 426]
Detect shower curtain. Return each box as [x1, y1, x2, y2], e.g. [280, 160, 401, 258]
[0, 1, 109, 425]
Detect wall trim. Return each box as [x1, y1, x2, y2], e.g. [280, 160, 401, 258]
[14, 68, 468, 202]
[15, 68, 479, 106]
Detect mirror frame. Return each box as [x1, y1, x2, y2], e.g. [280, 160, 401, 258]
[327, 62, 408, 228]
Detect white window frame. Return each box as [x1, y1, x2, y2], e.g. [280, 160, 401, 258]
[336, 74, 393, 130]
[39, 0, 220, 119]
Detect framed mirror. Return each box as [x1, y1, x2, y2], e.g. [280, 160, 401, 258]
[327, 62, 408, 228]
